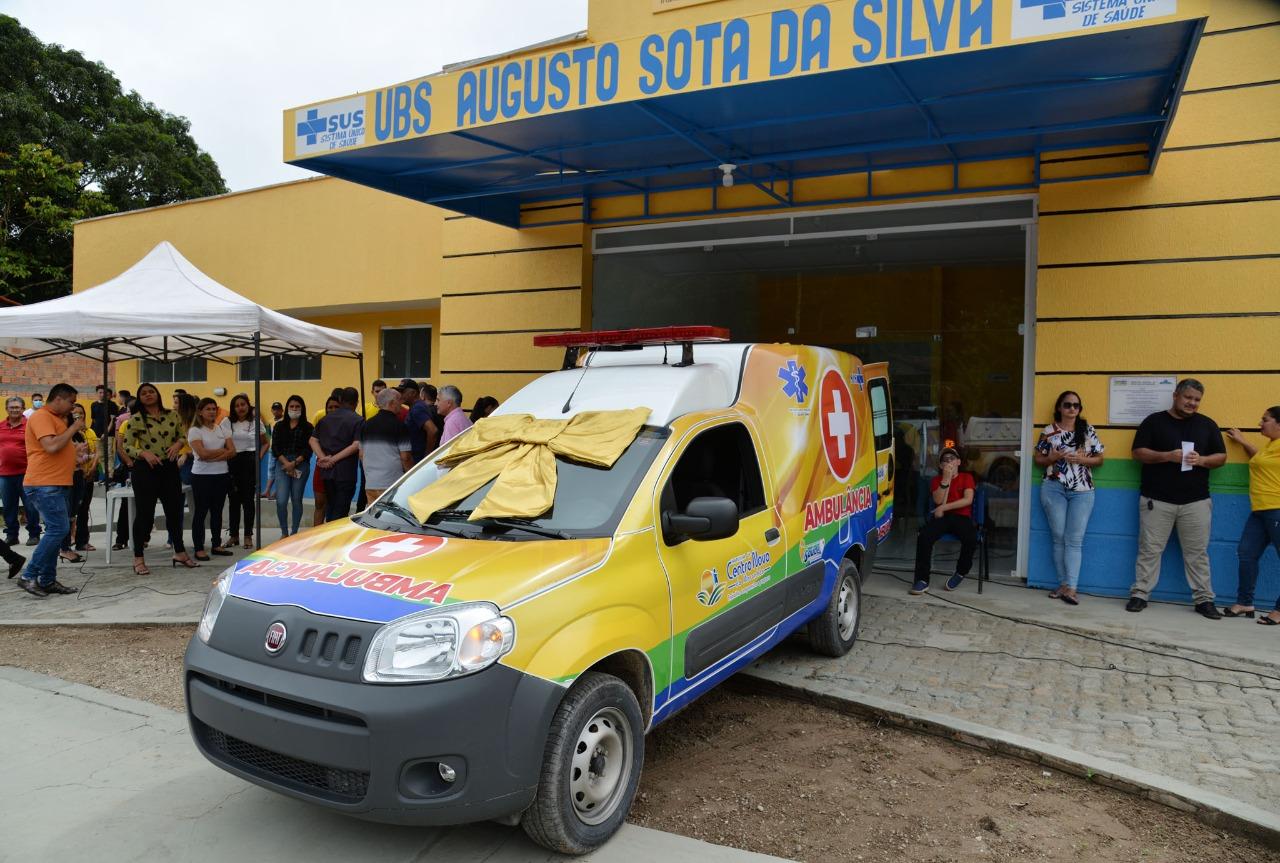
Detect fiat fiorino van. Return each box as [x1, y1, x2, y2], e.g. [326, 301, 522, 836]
[185, 326, 894, 854]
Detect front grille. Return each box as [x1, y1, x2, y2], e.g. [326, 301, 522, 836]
[297, 628, 363, 670]
[193, 673, 365, 727]
[195, 718, 369, 803]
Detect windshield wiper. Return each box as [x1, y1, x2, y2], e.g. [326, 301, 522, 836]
[426, 508, 570, 539]
[368, 500, 423, 530]
[430, 508, 475, 521]
[371, 501, 475, 538]
[478, 517, 573, 540]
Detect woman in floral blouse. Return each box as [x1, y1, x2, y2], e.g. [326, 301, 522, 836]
[123, 383, 197, 574]
[1033, 390, 1105, 605]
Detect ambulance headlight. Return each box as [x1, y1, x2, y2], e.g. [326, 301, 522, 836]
[197, 567, 234, 644]
[363, 602, 515, 684]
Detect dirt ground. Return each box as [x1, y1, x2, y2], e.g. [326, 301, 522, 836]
[2, 624, 1276, 863]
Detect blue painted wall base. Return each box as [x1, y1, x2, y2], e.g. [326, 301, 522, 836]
[1029, 484, 1280, 608]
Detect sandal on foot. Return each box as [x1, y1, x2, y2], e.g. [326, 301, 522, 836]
[1223, 607, 1255, 618]
[1060, 591, 1080, 606]
[174, 556, 201, 568]
[111, 543, 127, 551]
[192, 552, 211, 562]
[1258, 616, 1280, 626]
[133, 562, 151, 576]
[58, 551, 84, 564]
[1047, 588, 1063, 600]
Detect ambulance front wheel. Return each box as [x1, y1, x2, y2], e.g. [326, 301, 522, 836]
[808, 558, 862, 657]
[522, 671, 645, 855]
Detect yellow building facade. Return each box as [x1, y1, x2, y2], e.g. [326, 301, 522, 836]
[74, 0, 1279, 603]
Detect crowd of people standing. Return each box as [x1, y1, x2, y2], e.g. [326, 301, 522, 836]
[2, 377, 496, 597]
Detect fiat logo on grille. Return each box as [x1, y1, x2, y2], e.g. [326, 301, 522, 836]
[264, 622, 288, 655]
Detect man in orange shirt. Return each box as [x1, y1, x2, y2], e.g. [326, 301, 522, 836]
[16, 383, 83, 598]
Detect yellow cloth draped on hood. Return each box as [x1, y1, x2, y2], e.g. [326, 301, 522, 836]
[407, 407, 651, 522]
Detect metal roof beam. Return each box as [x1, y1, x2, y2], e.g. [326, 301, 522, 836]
[421, 111, 1165, 205]
[884, 64, 958, 165]
[450, 130, 648, 194]
[630, 102, 790, 208]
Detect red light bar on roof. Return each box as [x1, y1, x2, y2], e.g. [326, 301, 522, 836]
[533, 326, 730, 349]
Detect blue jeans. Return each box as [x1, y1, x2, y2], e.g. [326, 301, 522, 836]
[1, 474, 39, 542]
[1039, 480, 1095, 590]
[275, 462, 310, 537]
[1236, 508, 1280, 610]
[23, 485, 71, 588]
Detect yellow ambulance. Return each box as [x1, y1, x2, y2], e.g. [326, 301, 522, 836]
[185, 327, 893, 854]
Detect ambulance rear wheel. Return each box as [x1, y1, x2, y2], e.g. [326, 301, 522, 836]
[808, 558, 862, 657]
[522, 672, 645, 855]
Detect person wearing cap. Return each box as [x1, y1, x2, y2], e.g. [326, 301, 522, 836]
[395, 379, 418, 423]
[910, 447, 977, 595]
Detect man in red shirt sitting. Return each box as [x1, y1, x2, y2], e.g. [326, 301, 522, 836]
[911, 447, 977, 594]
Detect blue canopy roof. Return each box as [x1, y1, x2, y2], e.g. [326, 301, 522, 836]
[290, 19, 1202, 227]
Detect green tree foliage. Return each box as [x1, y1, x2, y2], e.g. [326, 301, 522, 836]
[0, 14, 228, 302]
[0, 145, 113, 299]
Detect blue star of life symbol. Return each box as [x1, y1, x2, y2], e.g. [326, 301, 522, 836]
[296, 109, 326, 145]
[851, 367, 865, 392]
[778, 360, 808, 404]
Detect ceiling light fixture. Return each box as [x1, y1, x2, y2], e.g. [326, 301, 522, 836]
[718, 163, 736, 188]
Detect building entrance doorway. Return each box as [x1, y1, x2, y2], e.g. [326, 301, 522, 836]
[591, 197, 1036, 578]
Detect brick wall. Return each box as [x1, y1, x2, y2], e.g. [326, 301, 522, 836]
[0, 351, 116, 402]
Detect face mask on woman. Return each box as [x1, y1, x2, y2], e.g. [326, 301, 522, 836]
[32, 399, 43, 409]
[287, 408, 301, 419]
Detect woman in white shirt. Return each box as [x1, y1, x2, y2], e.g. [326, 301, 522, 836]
[187, 397, 235, 561]
[226, 393, 269, 549]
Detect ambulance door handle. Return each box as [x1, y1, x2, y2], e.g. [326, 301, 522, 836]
[764, 528, 781, 545]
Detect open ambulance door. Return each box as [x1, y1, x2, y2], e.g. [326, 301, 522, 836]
[863, 362, 894, 539]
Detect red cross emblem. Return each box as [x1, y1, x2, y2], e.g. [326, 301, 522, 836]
[347, 533, 446, 565]
[819, 368, 857, 483]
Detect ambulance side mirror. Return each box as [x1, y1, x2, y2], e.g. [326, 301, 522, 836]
[663, 496, 739, 542]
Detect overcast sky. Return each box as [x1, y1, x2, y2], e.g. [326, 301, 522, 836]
[3, 0, 589, 191]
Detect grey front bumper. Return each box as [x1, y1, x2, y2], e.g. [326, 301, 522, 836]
[183, 604, 563, 826]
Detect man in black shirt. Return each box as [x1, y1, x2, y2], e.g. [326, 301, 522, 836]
[310, 387, 364, 522]
[90, 385, 118, 437]
[1128, 379, 1226, 618]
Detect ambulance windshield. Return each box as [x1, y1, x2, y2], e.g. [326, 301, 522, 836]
[380, 428, 667, 538]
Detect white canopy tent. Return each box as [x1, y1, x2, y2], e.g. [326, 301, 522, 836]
[0, 241, 366, 549]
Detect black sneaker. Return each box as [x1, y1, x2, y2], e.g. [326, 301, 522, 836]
[1125, 597, 1147, 613]
[7, 555, 23, 579]
[17, 577, 47, 598]
[24, 536, 39, 547]
[43, 580, 78, 595]
[1195, 601, 1222, 620]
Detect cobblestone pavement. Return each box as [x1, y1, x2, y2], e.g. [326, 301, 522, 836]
[749, 581, 1280, 818]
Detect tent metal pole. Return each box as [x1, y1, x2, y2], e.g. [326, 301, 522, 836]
[358, 352, 365, 417]
[101, 344, 110, 500]
[253, 332, 262, 551]
[357, 351, 365, 512]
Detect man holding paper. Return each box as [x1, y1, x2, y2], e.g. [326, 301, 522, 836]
[1128, 379, 1227, 618]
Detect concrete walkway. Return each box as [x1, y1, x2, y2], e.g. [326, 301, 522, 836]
[0, 495, 277, 624]
[0, 666, 789, 863]
[744, 570, 1280, 841]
